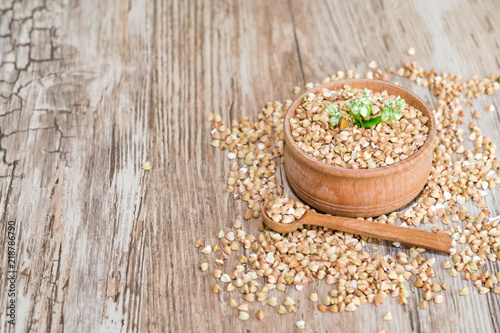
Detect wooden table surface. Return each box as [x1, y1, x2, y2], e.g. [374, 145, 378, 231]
[1, 0, 500, 332]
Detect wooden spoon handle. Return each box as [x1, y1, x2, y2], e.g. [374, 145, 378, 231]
[306, 212, 451, 253]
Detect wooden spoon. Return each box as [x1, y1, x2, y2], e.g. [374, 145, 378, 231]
[263, 199, 451, 253]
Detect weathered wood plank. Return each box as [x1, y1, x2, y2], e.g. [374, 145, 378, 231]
[0, 0, 499, 332]
[1, 0, 153, 331]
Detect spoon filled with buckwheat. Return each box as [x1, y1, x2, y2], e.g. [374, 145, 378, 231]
[263, 196, 451, 253]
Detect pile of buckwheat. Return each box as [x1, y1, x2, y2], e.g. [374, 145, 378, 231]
[266, 196, 308, 224]
[200, 61, 500, 327]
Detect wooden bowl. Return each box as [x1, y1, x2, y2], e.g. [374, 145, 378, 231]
[284, 79, 436, 218]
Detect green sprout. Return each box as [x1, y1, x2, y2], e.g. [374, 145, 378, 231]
[328, 89, 406, 129]
[381, 96, 405, 122]
[326, 102, 342, 127]
[346, 89, 372, 127]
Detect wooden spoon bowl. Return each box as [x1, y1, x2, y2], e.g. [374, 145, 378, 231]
[284, 79, 436, 217]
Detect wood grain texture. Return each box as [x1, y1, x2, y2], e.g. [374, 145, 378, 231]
[0, 0, 499, 332]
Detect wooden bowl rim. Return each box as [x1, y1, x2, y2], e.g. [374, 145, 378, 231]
[284, 79, 436, 178]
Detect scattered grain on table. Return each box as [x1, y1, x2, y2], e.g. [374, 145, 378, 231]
[200, 58, 500, 328]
